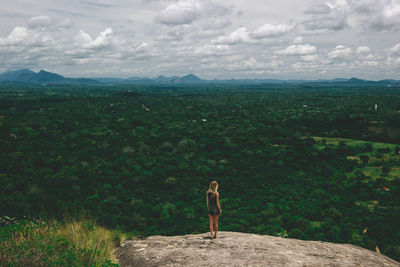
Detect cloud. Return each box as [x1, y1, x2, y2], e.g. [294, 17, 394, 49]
[0, 25, 56, 70]
[65, 28, 118, 62]
[194, 44, 231, 56]
[133, 42, 154, 59]
[292, 37, 303, 44]
[388, 43, 400, 57]
[0, 26, 29, 45]
[156, 0, 229, 25]
[251, 23, 293, 39]
[80, 1, 114, 8]
[356, 46, 371, 54]
[383, 1, 400, 18]
[301, 0, 348, 33]
[357, 0, 400, 31]
[213, 23, 294, 45]
[222, 56, 285, 73]
[379, 11, 400, 30]
[304, 4, 331, 14]
[27, 16, 51, 29]
[136, 42, 149, 51]
[0, 26, 53, 47]
[60, 18, 73, 29]
[74, 28, 113, 49]
[276, 44, 317, 55]
[0, 0, 399, 79]
[213, 27, 251, 45]
[302, 0, 400, 33]
[328, 45, 352, 59]
[300, 54, 319, 62]
[302, 17, 347, 32]
[200, 17, 232, 31]
[243, 57, 284, 70]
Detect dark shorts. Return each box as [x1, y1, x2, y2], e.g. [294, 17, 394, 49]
[208, 206, 220, 216]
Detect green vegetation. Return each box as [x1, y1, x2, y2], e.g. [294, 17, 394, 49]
[0, 84, 399, 262]
[312, 137, 400, 181]
[0, 216, 121, 266]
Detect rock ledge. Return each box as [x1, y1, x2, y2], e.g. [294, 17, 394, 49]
[116, 231, 399, 267]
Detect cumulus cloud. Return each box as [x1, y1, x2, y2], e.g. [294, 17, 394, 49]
[251, 23, 293, 39]
[156, 0, 229, 25]
[388, 43, 400, 56]
[364, 0, 400, 31]
[301, 0, 348, 33]
[302, 0, 400, 33]
[1, 0, 399, 79]
[328, 45, 352, 59]
[0, 27, 29, 46]
[213, 27, 251, 45]
[64, 27, 119, 64]
[0, 26, 53, 47]
[74, 28, 113, 49]
[224, 57, 284, 73]
[276, 44, 317, 55]
[213, 23, 294, 45]
[0, 24, 56, 70]
[355, 46, 375, 61]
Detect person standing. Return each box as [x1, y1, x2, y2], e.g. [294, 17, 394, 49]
[206, 181, 222, 239]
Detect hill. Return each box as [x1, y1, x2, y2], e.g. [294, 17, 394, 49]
[0, 69, 36, 81]
[117, 232, 400, 266]
[0, 69, 99, 84]
[1, 69, 400, 85]
[180, 74, 202, 82]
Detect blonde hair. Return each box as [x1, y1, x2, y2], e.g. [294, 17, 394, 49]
[208, 181, 218, 193]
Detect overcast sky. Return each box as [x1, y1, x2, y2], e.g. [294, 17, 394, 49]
[1, 0, 400, 79]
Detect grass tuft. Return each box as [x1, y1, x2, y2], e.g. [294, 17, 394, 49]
[0, 216, 121, 266]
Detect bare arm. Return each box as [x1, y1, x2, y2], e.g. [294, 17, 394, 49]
[206, 192, 209, 209]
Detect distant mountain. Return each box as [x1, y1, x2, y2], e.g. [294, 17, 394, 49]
[348, 77, 365, 83]
[35, 70, 64, 83]
[331, 78, 349, 82]
[95, 77, 138, 84]
[0, 69, 36, 82]
[0, 69, 99, 84]
[180, 74, 202, 82]
[129, 76, 150, 81]
[0, 69, 64, 83]
[153, 75, 170, 82]
[93, 74, 201, 84]
[0, 69, 399, 86]
[312, 78, 349, 83]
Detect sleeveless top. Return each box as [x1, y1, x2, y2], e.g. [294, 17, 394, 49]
[207, 191, 219, 215]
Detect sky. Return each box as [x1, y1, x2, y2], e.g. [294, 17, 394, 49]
[0, 0, 400, 80]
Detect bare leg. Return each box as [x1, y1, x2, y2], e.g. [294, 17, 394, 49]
[209, 215, 214, 239]
[213, 215, 219, 238]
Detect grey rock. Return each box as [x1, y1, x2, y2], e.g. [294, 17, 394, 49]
[116, 231, 400, 267]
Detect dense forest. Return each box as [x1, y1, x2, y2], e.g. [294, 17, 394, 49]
[0, 84, 399, 261]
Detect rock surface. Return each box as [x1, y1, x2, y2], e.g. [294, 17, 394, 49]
[116, 231, 399, 267]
